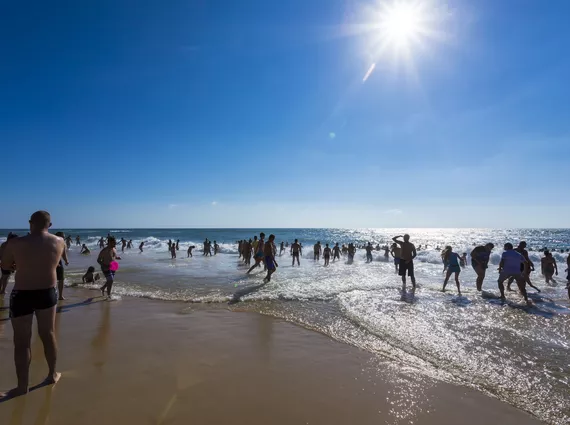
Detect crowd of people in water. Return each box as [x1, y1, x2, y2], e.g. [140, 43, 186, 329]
[0, 211, 570, 400]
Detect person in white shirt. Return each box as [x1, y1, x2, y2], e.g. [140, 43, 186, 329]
[498, 243, 530, 306]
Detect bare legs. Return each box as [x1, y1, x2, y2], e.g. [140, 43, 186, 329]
[2, 306, 60, 399]
[442, 270, 461, 295]
[57, 279, 65, 301]
[474, 266, 486, 291]
[0, 274, 9, 294]
[100, 276, 113, 297]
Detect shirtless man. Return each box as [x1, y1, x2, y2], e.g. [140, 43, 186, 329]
[170, 243, 177, 259]
[98, 237, 105, 249]
[75, 235, 81, 246]
[291, 239, 301, 266]
[332, 243, 341, 262]
[390, 243, 401, 274]
[507, 241, 540, 293]
[470, 243, 494, 291]
[0, 233, 18, 294]
[365, 243, 373, 263]
[139, 241, 144, 253]
[187, 245, 194, 258]
[121, 238, 127, 253]
[80, 244, 90, 254]
[247, 233, 265, 273]
[323, 244, 331, 266]
[540, 251, 558, 284]
[263, 235, 278, 283]
[0, 211, 63, 398]
[279, 242, 285, 256]
[213, 241, 219, 255]
[127, 239, 133, 249]
[313, 242, 322, 261]
[97, 236, 121, 297]
[392, 234, 417, 288]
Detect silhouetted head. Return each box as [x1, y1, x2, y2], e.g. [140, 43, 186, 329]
[268, 234, 275, 242]
[87, 266, 95, 273]
[108, 236, 117, 247]
[504, 243, 513, 250]
[485, 243, 495, 251]
[326, 244, 329, 247]
[260, 232, 265, 239]
[518, 241, 527, 248]
[294, 239, 298, 243]
[403, 234, 410, 242]
[30, 211, 51, 232]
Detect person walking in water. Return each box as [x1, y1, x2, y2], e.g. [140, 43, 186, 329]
[0, 211, 63, 398]
[170, 243, 177, 259]
[470, 243, 494, 291]
[127, 239, 133, 249]
[97, 236, 121, 298]
[279, 242, 285, 256]
[139, 241, 144, 253]
[75, 235, 81, 246]
[507, 241, 540, 293]
[323, 244, 331, 266]
[98, 237, 105, 249]
[541, 251, 558, 285]
[263, 235, 278, 283]
[313, 242, 322, 261]
[121, 238, 127, 253]
[187, 245, 194, 258]
[247, 233, 265, 273]
[332, 243, 341, 262]
[365, 242, 373, 263]
[291, 239, 301, 266]
[392, 234, 417, 289]
[176, 240, 180, 251]
[390, 243, 401, 274]
[498, 243, 531, 306]
[213, 241, 219, 255]
[442, 247, 462, 296]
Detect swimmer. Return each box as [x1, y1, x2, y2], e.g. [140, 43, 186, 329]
[347, 243, 356, 263]
[392, 234, 417, 289]
[498, 243, 530, 305]
[290, 239, 301, 266]
[390, 243, 401, 274]
[332, 243, 341, 261]
[365, 242, 373, 263]
[279, 241, 285, 256]
[65, 236, 72, 249]
[263, 234, 278, 283]
[98, 237, 105, 248]
[0, 211, 63, 398]
[187, 245, 195, 258]
[168, 239, 173, 252]
[121, 238, 127, 253]
[383, 245, 389, 259]
[82, 266, 100, 283]
[541, 251, 557, 285]
[243, 239, 252, 266]
[127, 239, 133, 249]
[313, 242, 322, 261]
[247, 233, 266, 273]
[139, 241, 144, 253]
[80, 244, 90, 255]
[170, 243, 176, 259]
[213, 241, 219, 255]
[75, 235, 81, 246]
[176, 240, 180, 251]
[97, 236, 121, 297]
[323, 244, 331, 266]
[341, 244, 348, 256]
[470, 243, 494, 291]
[442, 247, 462, 295]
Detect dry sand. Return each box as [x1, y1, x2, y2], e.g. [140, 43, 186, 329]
[0, 288, 543, 425]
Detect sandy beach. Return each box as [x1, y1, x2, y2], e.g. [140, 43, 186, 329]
[0, 287, 543, 425]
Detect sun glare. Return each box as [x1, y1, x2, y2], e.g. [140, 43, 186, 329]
[382, 3, 422, 46]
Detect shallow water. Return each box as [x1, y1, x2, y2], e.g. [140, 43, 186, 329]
[2, 228, 569, 423]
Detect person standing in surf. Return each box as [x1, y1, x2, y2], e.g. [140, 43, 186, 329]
[540, 251, 558, 285]
[498, 243, 531, 306]
[279, 241, 285, 256]
[139, 241, 144, 253]
[365, 242, 373, 263]
[313, 242, 322, 261]
[98, 236, 121, 297]
[170, 242, 177, 259]
[390, 243, 401, 274]
[263, 234, 278, 283]
[470, 243, 494, 291]
[323, 244, 331, 266]
[392, 234, 417, 289]
[442, 247, 462, 296]
[247, 233, 265, 273]
[291, 239, 301, 266]
[0, 211, 63, 398]
[332, 243, 341, 262]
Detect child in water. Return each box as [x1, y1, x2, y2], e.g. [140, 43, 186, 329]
[80, 244, 91, 255]
[82, 266, 100, 283]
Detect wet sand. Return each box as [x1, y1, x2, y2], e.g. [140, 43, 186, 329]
[0, 288, 543, 425]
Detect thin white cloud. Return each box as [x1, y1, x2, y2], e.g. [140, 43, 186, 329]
[383, 208, 403, 215]
[168, 204, 178, 209]
[211, 201, 218, 206]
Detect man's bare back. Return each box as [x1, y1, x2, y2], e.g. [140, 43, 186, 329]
[97, 246, 118, 269]
[1, 233, 65, 291]
[398, 242, 416, 261]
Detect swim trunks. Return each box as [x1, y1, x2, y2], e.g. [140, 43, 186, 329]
[101, 268, 115, 282]
[399, 260, 414, 277]
[265, 256, 276, 270]
[394, 258, 400, 265]
[10, 287, 58, 318]
[448, 265, 461, 274]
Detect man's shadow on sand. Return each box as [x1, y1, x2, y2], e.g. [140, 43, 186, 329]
[0, 296, 107, 403]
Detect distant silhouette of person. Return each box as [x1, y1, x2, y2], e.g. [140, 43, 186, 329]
[470, 243, 494, 291]
[80, 244, 90, 255]
[176, 240, 180, 251]
[442, 247, 462, 295]
[390, 243, 401, 274]
[187, 245, 195, 258]
[365, 243, 373, 263]
[392, 234, 417, 289]
[75, 235, 81, 246]
[541, 251, 557, 285]
[332, 243, 341, 261]
[139, 241, 144, 253]
[290, 239, 301, 266]
[323, 244, 331, 266]
[313, 242, 322, 261]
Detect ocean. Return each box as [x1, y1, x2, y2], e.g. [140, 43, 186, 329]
[1, 228, 569, 424]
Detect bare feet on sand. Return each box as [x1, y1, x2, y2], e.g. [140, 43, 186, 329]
[44, 372, 62, 385]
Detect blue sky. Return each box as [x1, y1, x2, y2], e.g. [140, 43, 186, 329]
[1, 0, 569, 228]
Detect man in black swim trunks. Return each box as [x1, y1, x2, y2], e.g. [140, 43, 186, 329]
[392, 234, 417, 289]
[470, 243, 494, 291]
[0, 211, 64, 398]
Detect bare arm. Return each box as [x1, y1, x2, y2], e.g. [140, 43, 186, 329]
[61, 245, 69, 266]
[392, 236, 401, 243]
[97, 249, 104, 265]
[411, 245, 417, 260]
[498, 257, 505, 272]
[1, 241, 15, 271]
[470, 249, 480, 264]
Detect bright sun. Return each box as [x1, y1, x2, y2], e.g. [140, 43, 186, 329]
[359, 0, 448, 81]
